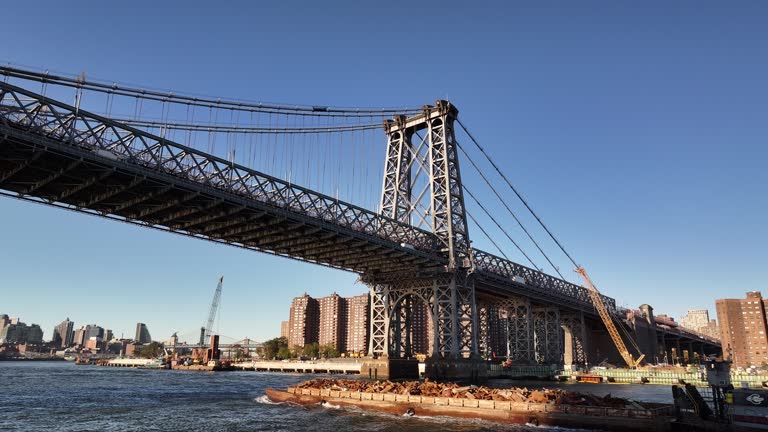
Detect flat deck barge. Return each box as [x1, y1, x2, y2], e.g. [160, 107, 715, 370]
[266, 379, 675, 431]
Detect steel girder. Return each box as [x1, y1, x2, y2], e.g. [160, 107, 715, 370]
[473, 250, 617, 313]
[267, 232, 341, 255]
[365, 275, 438, 358]
[380, 115, 413, 223]
[112, 186, 173, 214]
[0, 151, 44, 183]
[477, 302, 508, 359]
[0, 81, 440, 256]
[22, 159, 82, 194]
[79, 176, 145, 207]
[56, 169, 115, 201]
[153, 199, 223, 225]
[197, 212, 265, 235]
[532, 306, 562, 364]
[426, 102, 471, 268]
[488, 297, 533, 362]
[130, 191, 200, 219]
[173, 205, 246, 230]
[258, 225, 318, 247]
[561, 312, 588, 366]
[377, 102, 478, 360]
[478, 304, 490, 357]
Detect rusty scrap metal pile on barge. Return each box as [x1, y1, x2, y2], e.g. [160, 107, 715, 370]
[266, 378, 674, 431]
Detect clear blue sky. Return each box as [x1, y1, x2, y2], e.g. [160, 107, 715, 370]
[1, 1, 765, 342]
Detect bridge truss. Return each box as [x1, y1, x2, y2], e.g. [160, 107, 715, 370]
[0, 69, 718, 371]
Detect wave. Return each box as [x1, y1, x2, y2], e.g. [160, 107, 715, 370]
[254, 395, 282, 405]
[320, 401, 341, 409]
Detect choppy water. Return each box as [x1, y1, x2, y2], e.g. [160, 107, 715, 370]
[0, 362, 673, 432]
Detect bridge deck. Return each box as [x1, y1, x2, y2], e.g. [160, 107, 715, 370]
[0, 81, 617, 316]
[0, 132, 443, 275]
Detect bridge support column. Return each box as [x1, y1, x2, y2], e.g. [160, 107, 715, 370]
[477, 302, 491, 359]
[364, 271, 484, 381]
[532, 306, 561, 365]
[561, 312, 587, 368]
[505, 297, 534, 363]
[368, 284, 390, 358]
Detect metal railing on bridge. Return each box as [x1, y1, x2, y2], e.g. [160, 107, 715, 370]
[0, 81, 440, 255]
[0, 80, 618, 314]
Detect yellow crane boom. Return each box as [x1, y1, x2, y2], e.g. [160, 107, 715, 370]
[575, 267, 644, 368]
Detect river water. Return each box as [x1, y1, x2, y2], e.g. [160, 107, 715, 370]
[0, 362, 674, 432]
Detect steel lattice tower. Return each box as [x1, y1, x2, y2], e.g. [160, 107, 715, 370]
[367, 101, 478, 361]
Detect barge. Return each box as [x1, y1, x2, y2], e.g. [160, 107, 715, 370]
[265, 379, 675, 431]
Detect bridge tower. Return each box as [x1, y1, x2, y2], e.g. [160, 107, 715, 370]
[364, 101, 483, 380]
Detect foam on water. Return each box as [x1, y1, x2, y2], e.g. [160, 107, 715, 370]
[254, 394, 282, 405]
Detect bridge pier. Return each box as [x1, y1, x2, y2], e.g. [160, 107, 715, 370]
[532, 306, 561, 364]
[364, 271, 485, 381]
[561, 312, 588, 367]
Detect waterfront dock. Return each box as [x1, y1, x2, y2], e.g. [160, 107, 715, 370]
[104, 358, 164, 368]
[234, 360, 362, 374]
[558, 367, 768, 389]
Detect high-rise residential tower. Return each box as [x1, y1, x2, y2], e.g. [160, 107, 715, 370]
[716, 291, 768, 367]
[318, 293, 347, 351]
[287, 294, 319, 349]
[135, 323, 152, 344]
[52, 318, 75, 348]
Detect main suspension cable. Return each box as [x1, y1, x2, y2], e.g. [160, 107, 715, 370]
[0, 64, 421, 117]
[457, 118, 580, 269]
[457, 142, 566, 278]
[112, 117, 382, 134]
[466, 211, 510, 261]
[464, 185, 543, 272]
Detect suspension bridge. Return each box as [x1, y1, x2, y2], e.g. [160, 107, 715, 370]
[0, 66, 719, 379]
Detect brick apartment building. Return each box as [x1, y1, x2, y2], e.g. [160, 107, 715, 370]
[318, 293, 346, 350]
[287, 294, 319, 349]
[716, 291, 768, 367]
[286, 292, 369, 354]
[345, 293, 369, 354]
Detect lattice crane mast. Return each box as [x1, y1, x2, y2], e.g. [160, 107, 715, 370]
[575, 267, 644, 368]
[199, 276, 223, 346]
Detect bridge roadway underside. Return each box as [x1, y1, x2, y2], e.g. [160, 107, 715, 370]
[0, 117, 609, 317]
[0, 131, 442, 275]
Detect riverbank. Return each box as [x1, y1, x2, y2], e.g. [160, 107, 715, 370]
[0, 356, 65, 361]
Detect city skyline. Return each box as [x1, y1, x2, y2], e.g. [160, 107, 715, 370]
[1, 2, 766, 342]
[0, 293, 727, 347]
